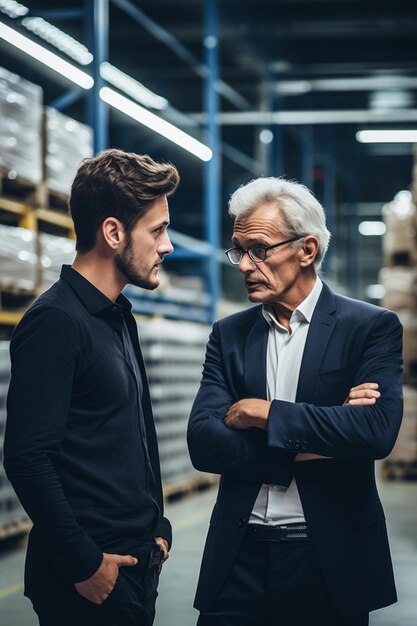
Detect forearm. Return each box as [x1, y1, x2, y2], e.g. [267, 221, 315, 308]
[4, 453, 103, 582]
[267, 397, 403, 460]
[188, 415, 295, 486]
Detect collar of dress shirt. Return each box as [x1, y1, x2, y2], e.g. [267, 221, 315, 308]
[262, 276, 323, 328]
[60, 264, 132, 316]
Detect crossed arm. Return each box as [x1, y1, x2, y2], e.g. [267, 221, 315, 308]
[223, 382, 381, 461]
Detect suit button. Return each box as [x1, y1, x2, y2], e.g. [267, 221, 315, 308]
[237, 518, 246, 528]
[284, 439, 292, 448]
[302, 441, 308, 450]
[294, 440, 301, 450]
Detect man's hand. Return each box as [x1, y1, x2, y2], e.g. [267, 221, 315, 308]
[155, 537, 169, 565]
[74, 552, 137, 605]
[223, 399, 271, 430]
[295, 382, 381, 462]
[344, 382, 380, 406]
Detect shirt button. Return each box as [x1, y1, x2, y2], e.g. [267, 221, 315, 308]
[111, 305, 118, 313]
[237, 518, 246, 528]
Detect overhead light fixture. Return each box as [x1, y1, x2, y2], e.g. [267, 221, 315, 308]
[100, 62, 167, 110]
[22, 17, 93, 65]
[365, 284, 385, 300]
[356, 130, 417, 143]
[0, 0, 28, 18]
[0, 21, 93, 89]
[100, 87, 213, 162]
[259, 129, 274, 144]
[358, 221, 387, 236]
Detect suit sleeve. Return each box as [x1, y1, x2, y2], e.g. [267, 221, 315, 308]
[267, 309, 403, 460]
[4, 307, 103, 583]
[187, 322, 295, 486]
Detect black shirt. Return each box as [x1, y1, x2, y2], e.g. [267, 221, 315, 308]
[4, 265, 171, 583]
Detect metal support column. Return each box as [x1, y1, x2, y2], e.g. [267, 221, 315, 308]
[204, 0, 221, 322]
[86, 0, 109, 153]
[321, 131, 336, 273]
[300, 127, 314, 188]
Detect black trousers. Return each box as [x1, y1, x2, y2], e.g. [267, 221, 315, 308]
[27, 542, 160, 626]
[197, 533, 369, 626]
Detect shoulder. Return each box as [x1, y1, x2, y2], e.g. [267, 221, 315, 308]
[13, 280, 81, 344]
[329, 288, 401, 334]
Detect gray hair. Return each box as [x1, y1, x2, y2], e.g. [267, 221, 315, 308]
[228, 177, 331, 269]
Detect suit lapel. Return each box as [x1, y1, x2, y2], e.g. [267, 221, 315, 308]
[296, 282, 338, 403]
[243, 309, 269, 399]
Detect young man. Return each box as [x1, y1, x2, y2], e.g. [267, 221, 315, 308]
[4, 149, 180, 626]
[188, 177, 403, 626]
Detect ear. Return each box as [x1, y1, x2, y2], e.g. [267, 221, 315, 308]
[101, 217, 125, 250]
[299, 235, 319, 267]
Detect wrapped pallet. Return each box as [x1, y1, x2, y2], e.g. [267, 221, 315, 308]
[44, 107, 93, 197]
[379, 266, 417, 311]
[382, 190, 417, 266]
[0, 66, 42, 184]
[382, 386, 417, 480]
[397, 310, 417, 386]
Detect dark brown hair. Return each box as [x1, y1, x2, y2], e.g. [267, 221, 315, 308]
[69, 148, 180, 252]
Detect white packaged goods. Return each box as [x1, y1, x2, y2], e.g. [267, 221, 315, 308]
[139, 320, 209, 484]
[0, 66, 42, 184]
[379, 266, 417, 311]
[0, 224, 75, 291]
[382, 190, 417, 266]
[44, 107, 93, 196]
[387, 386, 417, 463]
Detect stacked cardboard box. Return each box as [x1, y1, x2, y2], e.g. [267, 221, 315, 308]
[380, 190, 417, 480]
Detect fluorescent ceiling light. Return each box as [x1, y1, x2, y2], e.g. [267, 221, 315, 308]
[365, 284, 385, 300]
[100, 87, 212, 161]
[0, 0, 28, 18]
[356, 130, 417, 143]
[100, 62, 167, 110]
[358, 221, 387, 236]
[0, 21, 93, 89]
[22, 17, 93, 65]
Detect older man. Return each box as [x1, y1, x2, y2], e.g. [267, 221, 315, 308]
[188, 177, 403, 626]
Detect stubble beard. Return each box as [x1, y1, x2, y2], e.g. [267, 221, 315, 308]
[115, 237, 159, 291]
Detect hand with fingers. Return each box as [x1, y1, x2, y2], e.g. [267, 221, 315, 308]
[74, 552, 138, 605]
[295, 382, 381, 462]
[344, 382, 380, 406]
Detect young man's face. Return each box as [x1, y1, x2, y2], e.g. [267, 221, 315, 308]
[115, 195, 173, 290]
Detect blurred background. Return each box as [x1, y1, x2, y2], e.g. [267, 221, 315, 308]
[0, 1, 416, 624]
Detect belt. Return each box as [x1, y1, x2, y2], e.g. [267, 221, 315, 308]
[246, 523, 309, 542]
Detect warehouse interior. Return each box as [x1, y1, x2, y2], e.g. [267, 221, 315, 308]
[0, 0, 417, 624]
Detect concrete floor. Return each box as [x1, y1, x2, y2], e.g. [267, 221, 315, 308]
[0, 478, 416, 626]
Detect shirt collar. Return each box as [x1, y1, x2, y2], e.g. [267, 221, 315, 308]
[60, 264, 132, 316]
[262, 276, 323, 327]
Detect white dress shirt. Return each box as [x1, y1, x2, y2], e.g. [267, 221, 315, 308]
[249, 277, 323, 526]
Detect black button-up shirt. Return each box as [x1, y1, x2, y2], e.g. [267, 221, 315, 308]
[4, 265, 171, 584]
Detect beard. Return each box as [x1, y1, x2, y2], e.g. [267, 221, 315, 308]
[115, 235, 159, 291]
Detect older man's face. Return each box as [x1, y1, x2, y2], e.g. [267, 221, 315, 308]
[231, 202, 307, 307]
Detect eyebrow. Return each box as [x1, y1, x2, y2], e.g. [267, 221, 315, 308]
[153, 220, 170, 228]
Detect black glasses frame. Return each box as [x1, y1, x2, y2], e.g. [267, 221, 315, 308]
[225, 236, 302, 265]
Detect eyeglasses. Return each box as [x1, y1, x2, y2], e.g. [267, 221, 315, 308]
[225, 237, 302, 265]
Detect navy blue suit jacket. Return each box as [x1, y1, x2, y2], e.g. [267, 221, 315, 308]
[188, 282, 403, 617]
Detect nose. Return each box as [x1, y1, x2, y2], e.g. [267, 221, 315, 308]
[238, 251, 255, 274]
[160, 230, 174, 256]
